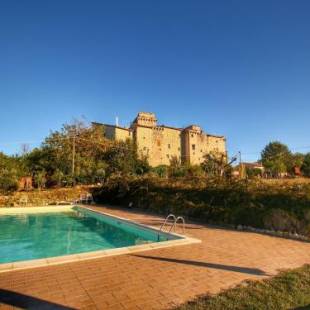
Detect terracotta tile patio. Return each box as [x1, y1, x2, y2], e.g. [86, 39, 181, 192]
[1, 205, 310, 309]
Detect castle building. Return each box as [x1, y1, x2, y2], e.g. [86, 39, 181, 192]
[93, 112, 226, 167]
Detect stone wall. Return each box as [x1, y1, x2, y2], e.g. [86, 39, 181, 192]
[135, 126, 181, 166]
[103, 125, 131, 141]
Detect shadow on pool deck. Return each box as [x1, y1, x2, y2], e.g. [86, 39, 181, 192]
[132, 254, 268, 276]
[0, 289, 74, 310]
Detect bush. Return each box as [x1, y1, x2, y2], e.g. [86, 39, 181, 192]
[0, 173, 18, 193]
[92, 177, 310, 236]
[0, 153, 22, 193]
[263, 209, 300, 233]
[152, 165, 168, 178]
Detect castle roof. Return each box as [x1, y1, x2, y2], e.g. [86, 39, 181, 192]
[93, 112, 225, 138]
[92, 122, 131, 132]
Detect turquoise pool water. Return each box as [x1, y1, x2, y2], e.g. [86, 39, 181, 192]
[0, 207, 180, 263]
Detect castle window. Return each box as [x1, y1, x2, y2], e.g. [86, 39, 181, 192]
[192, 144, 196, 151]
[157, 140, 161, 147]
[168, 144, 171, 149]
[166, 154, 170, 158]
[143, 147, 147, 151]
[191, 134, 194, 138]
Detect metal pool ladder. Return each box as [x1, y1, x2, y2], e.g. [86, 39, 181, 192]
[159, 214, 186, 234]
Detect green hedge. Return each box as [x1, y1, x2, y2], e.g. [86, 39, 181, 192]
[92, 177, 310, 236]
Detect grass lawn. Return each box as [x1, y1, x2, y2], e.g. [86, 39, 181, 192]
[177, 265, 310, 310]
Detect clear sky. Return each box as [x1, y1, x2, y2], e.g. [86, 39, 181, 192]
[0, 0, 309, 161]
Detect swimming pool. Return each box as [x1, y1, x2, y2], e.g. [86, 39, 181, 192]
[0, 206, 188, 266]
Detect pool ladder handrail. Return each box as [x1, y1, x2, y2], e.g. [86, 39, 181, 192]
[159, 214, 186, 234]
[175, 216, 185, 234]
[159, 214, 176, 233]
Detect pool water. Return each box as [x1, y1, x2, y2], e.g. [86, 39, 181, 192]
[0, 207, 180, 263]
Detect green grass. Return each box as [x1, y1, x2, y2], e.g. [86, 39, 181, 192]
[176, 265, 310, 310]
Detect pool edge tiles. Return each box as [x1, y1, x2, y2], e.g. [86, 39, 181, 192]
[0, 205, 73, 215]
[0, 205, 201, 273]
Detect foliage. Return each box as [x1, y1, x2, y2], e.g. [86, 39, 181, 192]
[103, 140, 150, 177]
[92, 177, 310, 236]
[246, 167, 262, 178]
[0, 120, 152, 192]
[261, 141, 291, 176]
[0, 153, 24, 193]
[286, 152, 305, 175]
[186, 165, 205, 177]
[202, 151, 226, 177]
[168, 156, 186, 177]
[152, 165, 168, 178]
[33, 170, 47, 189]
[302, 153, 310, 177]
[176, 265, 310, 310]
[20, 121, 150, 188]
[3, 122, 310, 194]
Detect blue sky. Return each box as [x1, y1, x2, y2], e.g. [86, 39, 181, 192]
[0, 0, 309, 161]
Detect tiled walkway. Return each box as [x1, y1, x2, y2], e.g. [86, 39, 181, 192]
[1, 205, 310, 309]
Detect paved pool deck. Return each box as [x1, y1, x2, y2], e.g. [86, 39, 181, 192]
[0, 205, 310, 309]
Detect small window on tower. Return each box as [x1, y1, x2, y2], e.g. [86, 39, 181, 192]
[168, 144, 171, 149]
[192, 144, 196, 151]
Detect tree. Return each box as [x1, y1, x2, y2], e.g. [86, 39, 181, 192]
[301, 153, 310, 177]
[24, 120, 111, 186]
[103, 139, 150, 177]
[287, 152, 305, 175]
[261, 142, 291, 177]
[0, 153, 24, 192]
[246, 167, 263, 178]
[34, 170, 47, 190]
[202, 151, 226, 177]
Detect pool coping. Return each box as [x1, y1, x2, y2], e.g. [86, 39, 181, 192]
[0, 205, 201, 273]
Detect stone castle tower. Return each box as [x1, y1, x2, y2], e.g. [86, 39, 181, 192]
[93, 112, 226, 167]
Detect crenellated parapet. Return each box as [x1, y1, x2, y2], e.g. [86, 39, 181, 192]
[93, 112, 226, 167]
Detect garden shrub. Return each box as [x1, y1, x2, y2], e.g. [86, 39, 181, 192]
[263, 209, 300, 233]
[92, 177, 310, 236]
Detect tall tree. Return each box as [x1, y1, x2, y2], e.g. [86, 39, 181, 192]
[261, 141, 291, 177]
[301, 153, 310, 177]
[0, 153, 24, 192]
[24, 120, 111, 186]
[287, 152, 305, 175]
[103, 139, 149, 177]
